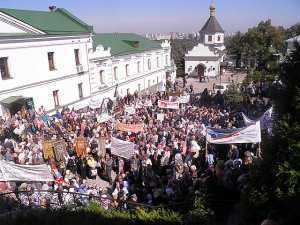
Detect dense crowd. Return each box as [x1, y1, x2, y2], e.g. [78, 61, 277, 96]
[0, 81, 270, 210]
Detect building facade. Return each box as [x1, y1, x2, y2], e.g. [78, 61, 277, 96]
[0, 7, 175, 117]
[185, 2, 225, 79]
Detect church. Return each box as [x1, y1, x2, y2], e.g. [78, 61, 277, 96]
[185, 2, 225, 80]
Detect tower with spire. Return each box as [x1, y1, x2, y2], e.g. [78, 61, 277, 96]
[199, 1, 224, 47]
[184, 1, 226, 80]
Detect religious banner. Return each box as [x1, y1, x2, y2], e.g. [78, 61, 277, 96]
[42, 140, 55, 160]
[157, 113, 165, 122]
[75, 136, 87, 157]
[125, 106, 136, 115]
[53, 140, 67, 162]
[206, 121, 261, 144]
[115, 122, 144, 133]
[111, 137, 135, 159]
[158, 100, 180, 109]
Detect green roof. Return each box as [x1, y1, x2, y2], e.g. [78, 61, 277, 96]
[0, 8, 93, 34]
[93, 33, 162, 56]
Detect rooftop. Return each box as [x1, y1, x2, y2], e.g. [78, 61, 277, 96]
[93, 33, 162, 56]
[0, 8, 93, 35]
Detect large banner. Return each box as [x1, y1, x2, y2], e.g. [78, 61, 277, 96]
[115, 122, 144, 133]
[158, 100, 179, 109]
[206, 121, 261, 144]
[111, 137, 135, 159]
[0, 160, 53, 182]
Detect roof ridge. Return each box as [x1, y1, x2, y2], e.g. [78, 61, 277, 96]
[0, 8, 50, 13]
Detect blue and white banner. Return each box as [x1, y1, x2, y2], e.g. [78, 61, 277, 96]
[206, 121, 261, 144]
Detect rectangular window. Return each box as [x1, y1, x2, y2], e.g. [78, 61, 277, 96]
[165, 55, 168, 65]
[148, 59, 151, 70]
[53, 90, 59, 107]
[100, 70, 104, 84]
[148, 80, 151, 88]
[113, 67, 117, 81]
[138, 83, 141, 91]
[78, 83, 83, 99]
[137, 61, 141, 73]
[125, 64, 129, 76]
[156, 57, 159, 68]
[48, 52, 55, 71]
[74, 49, 80, 65]
[0, 57, 10, 80]
[218, 35, 221, 41]
[208, 35, 212, 42]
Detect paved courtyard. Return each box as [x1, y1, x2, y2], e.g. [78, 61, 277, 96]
[177, 71, 247, 94]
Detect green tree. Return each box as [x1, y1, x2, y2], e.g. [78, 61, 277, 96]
[241, 44, 300, 225]
[171, 39, 197, 77]
[285, 23, 300, 39]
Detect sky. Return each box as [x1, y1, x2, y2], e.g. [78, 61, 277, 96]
[0, 0, 299, 34]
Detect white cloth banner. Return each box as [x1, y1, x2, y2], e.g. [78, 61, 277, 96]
[158, 100, 179, 109]
[179, 95, 190, 104]
[111, 137, 135, 159]
[0, 160, 53, 182]
[206, 121, 261, 144]
[125, 106, 136, 115]
[97, 113, 112, 123]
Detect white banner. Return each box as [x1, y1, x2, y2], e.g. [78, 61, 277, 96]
[179, 95, 190, 104]
[206, 121, 261, 144]
[125, 106, 136, 115]
[111, 137, 135, 159]
[144, 100, 153, 107]
[89, 97, 102, 109]
[0, 160, 53, 182]
[157, 113, 165, 122]
[158, 100, 179, 109]
[97, 113, 112, 123]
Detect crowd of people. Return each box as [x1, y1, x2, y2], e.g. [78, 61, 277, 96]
[0, 81, 271, 211]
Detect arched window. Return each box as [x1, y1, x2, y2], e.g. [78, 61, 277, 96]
[156, 57, 159, 68]
[148, 59, 151, 70]
[113, 66, 117, 81]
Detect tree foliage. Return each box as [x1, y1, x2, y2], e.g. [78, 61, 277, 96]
[241, 44, 300, 225]
[171, 39, 197, 77]
[225, 19, 286, 70]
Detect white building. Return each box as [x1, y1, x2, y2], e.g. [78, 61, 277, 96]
[185, 2, 225, 80]
[286, 35, 300, 54]
[0, 7, 175, 117]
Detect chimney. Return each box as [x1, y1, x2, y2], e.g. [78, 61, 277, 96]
[49, 6, 57, 12]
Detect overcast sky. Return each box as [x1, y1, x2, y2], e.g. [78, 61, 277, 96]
[1, 0, 299, 34]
